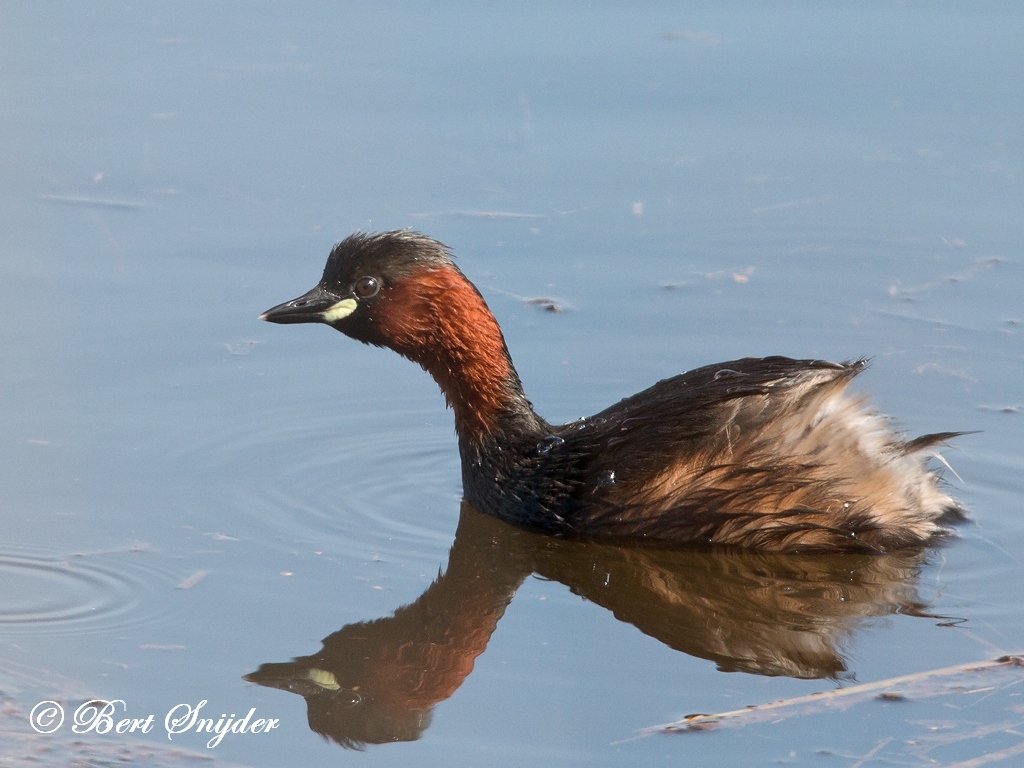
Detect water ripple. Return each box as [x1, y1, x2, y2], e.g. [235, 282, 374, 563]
[0, 550, 171, 636]
[183, 396, 464, 560]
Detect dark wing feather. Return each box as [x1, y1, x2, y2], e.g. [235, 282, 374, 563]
[901, 431, 975, 455]
[559, 356, 863, 489]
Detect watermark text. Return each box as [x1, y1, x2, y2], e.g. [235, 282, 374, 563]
[29, 699, 279, 748]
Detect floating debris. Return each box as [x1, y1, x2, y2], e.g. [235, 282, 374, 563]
[875, 692, 907, 701]
[889, 258, 1001, 300]
[622, 656, 1024, 740]
[978, 405, 1021, 414]
[751, 196, 828, 214]
[204, 532, 240, 541]
[913, 362, 979, 384]
[38, 194, 147, 210]
[175, 570, 210, 590]
[696, 267, 755, 283]
[485, 285, 574, 312]
[411, 209, 546, 220]
[225, 341, 260, 356]
[525, 297, 564, 312]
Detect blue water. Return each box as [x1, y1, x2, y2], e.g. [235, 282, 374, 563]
[1, 2, 1022, 765]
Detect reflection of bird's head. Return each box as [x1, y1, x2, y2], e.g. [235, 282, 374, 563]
[243, 619, 436, 750]
[242, 505, 530, 750]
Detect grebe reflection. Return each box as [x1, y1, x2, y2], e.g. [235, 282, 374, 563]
[244, 502, 943, 749]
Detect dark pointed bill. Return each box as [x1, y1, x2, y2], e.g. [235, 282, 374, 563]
[260, 285, 355, 325]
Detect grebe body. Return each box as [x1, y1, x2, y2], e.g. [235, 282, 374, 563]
[261, 231, 961, 552]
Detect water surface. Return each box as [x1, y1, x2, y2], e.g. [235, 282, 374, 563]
[1, 2, 1022, 765]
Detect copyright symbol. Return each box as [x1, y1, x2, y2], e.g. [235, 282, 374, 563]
[30, 701, 65, 734]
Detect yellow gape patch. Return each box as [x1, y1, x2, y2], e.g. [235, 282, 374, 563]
[321, 298, 357, 322]
[307, 668, 341, 690]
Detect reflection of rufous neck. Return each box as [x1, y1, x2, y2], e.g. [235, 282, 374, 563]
[323, 502, 532, 710]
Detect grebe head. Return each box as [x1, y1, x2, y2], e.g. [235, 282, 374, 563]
[262, 230, 540, 440]
[260, 230, 457, 348]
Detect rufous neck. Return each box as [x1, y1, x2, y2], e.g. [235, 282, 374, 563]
[376, 266, 544, 443]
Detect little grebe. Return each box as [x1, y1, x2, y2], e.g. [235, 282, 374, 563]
[261, 230, 962, 552]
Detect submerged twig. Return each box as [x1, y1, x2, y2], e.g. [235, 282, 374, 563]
[943, 738, 1024, 768]
[850, 737, 893, 768]
[624, 655, 1024, 741]
[908, 718, 1024, 760]
[175, 570, 210, 590]
[38, 194, 147, 210]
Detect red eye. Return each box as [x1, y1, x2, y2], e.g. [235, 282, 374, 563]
[354, 276, 380, 298]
